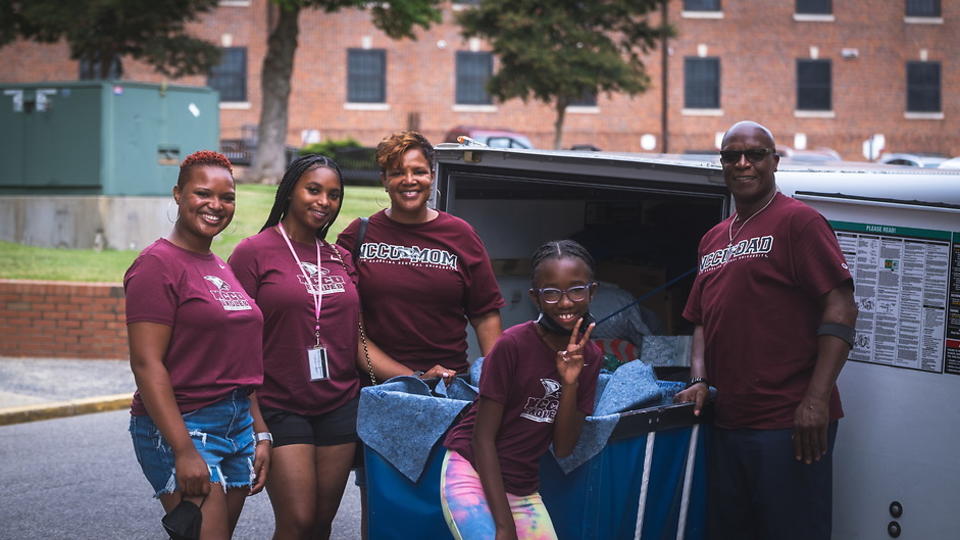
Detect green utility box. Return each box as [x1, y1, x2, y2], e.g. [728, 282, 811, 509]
[0, 81, 219, 196]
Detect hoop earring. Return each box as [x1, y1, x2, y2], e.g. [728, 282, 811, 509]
[166, 201, 179, 224]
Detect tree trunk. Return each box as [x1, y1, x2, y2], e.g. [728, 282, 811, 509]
[552, 98, 568, 150]
[248, 3, 300, 184]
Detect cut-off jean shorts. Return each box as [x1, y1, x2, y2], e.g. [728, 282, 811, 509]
[129, 389, 256, 497]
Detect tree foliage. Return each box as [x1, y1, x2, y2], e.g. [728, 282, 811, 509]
[0, 0, 221, 79]
[248, 0, 442, 183]
[457, 0, 668, 149]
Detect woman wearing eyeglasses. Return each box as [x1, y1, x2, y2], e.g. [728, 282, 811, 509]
[336, 130, 504, 382]
[440, 240, 602, 540]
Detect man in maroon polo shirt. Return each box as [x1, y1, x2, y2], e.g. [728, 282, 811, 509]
[675, 121, 858, 540]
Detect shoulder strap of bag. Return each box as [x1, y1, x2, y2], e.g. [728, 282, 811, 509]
[352, 217, 369, 263]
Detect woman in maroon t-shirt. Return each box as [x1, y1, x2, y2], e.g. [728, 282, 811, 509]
[125, 151, 271, 538]
[230, 155, 409, 538]
[441, 240, 602, 540]
[337, 130, 505, 380]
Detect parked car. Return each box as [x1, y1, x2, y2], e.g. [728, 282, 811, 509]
[776, 145, 842, 164]
[937, 157, 960, 169]
[877, 153, 948, 168]
[570, 144, 602, 152]
[443, 126, 534, 149]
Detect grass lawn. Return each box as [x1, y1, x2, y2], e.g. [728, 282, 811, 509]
[0, 184, 391, 283]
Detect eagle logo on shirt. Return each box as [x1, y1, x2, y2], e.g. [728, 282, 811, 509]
[296, 262, 345, 295]
[299, 261, 331, 279]
[540, 378, 561, 398]
[203, 275, 230, 290]
[203, 275, 252, 311]
[520, 378, 561, 423]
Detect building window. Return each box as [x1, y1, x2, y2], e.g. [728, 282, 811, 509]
[207, 47, 247, 102]
[906, 0, 940, 17]
[79, 55, 122, 80]
[796, 0, 831, 15]
[684, 0, 721, 10]
[684, 57, 720, 109]
[907, 62, 941, 112]
[347, 49, 386, 103]
[796, 59, 831, 111]
[569, 90, 597, 107]
[456, 51, 492, 105]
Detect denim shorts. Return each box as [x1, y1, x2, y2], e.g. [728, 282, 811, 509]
[129, 389, 255, 497]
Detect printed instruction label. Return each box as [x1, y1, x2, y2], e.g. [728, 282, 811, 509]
[948, 233, 960, 375]
[831, 222, 959, 374]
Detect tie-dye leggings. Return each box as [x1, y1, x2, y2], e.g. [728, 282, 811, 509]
[440, 449, 558, 540]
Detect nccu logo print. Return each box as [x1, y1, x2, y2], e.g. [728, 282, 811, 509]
[520, 378, 561, 423]
[203, 275, 252, 311]
[700, 235, 775, 272]
[297, 262, 346, 295]
[358, 242, 458, 271]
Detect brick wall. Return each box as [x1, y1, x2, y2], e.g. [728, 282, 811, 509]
[0, 280, 128, 359]
[0, 0, 957, 159]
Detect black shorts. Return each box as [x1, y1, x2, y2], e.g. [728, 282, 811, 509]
[261, 396, 359, 447]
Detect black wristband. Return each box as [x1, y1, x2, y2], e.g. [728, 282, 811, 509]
[817, 322, 855, 348]
[686, 377, 708, 389]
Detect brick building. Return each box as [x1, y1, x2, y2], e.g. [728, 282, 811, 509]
[0, 0, 955, 161]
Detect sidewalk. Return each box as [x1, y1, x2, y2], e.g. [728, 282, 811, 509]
[0, 357, 135, 425]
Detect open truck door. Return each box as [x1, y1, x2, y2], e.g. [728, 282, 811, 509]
[775, 167, 960, 539]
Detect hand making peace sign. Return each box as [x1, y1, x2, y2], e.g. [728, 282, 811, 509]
[555, 317, 596, 386]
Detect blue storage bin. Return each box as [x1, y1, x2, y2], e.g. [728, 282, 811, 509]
[359, 373, 710, 539]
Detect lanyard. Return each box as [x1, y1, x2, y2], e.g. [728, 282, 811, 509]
[277, 223, 323, 346]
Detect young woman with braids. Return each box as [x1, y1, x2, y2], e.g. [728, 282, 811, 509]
[337, 130, 504, 383]
[125, 150, 270, 539]
[229, 155, 403, 538]
[440, 240, 603, 540]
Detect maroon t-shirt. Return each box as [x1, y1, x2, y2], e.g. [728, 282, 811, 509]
[229, 229, 361, 416]
[124, 239, 264, 416]
[443, 321, 602, 495]
[337, 210, 504, 373]
[683, 193, 853, 429]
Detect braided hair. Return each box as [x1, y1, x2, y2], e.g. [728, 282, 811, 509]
[260, 154, 346, 240]
[530, 239, 596, 285]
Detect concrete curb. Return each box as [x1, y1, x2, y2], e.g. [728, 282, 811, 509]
[0, 393, 132, 426]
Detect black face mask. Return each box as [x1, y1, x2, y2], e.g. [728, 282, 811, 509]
[162, 498, 203, 540]
[536, 311, 595, 337]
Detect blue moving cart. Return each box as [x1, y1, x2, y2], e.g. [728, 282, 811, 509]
[362, 381, 710, 540]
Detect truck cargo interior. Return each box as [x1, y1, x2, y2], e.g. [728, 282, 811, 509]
[439, 163, 729, 378]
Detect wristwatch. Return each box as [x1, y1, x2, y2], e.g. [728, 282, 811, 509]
[255, 432, 273, 444]
[686, 377, 709, 389]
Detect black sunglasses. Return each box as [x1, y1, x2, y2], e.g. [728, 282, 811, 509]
[719, 148, 776, 164]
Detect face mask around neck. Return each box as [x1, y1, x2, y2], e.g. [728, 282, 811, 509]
[536, 311, 595, 337]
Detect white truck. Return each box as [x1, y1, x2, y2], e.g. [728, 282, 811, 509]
[434, 144, 960, 539]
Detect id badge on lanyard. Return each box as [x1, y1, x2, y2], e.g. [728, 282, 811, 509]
[278, 223, 330, 382]
[308, 345, 329, 381]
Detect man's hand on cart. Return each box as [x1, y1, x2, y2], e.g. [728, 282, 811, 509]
[674, 381, 708, 417]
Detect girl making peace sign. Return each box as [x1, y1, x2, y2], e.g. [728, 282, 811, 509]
[441, 240, 602, 540]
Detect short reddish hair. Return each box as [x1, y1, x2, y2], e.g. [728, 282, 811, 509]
[375, 131, 435, 173]
[177, 150, 233, 187]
